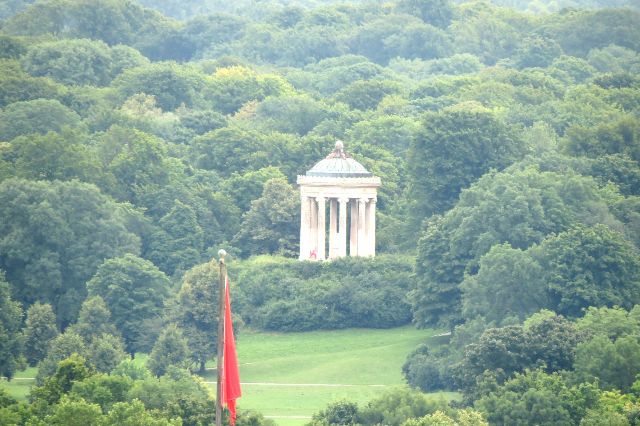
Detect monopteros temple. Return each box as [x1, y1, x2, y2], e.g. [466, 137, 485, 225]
[297, 141, 381, 261]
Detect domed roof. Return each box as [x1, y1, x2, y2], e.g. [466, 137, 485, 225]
[306, 141, 373, 178]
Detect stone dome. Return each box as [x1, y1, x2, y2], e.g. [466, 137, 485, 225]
[306, 141, 373, 178]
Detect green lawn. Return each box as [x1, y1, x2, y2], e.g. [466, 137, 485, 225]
[0, 367, 37, 400]
[199, 326, 455, 425]
[1, 327, 455, 426]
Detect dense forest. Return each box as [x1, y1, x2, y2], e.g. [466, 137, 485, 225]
[0, 0, 639, 424]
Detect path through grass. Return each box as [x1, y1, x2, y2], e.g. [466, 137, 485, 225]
[199, 326, 454, 425]
[1, 327, 454, 426]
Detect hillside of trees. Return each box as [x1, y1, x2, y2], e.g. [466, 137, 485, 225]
[1, 0, 639, 424]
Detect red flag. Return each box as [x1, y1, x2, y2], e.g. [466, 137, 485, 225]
[221, 277, 241, 425]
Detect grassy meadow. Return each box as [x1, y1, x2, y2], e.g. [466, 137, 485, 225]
[201, 326, 456, 425]
[1, 327, 456, 426]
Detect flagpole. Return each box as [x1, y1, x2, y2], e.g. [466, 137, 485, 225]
[216, 249, 227, 426]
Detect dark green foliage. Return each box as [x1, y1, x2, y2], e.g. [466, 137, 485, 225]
[334, 80, 404, 111]
[0, 273, 23, 380]
[233, 178, 300, 257]
[396, 0, 454, 28]
[5, 129, 99, 183]
[86, 334, 127, 374]
[171, 262, 219, 372]
[0, 36, 27, 59]
[512, 35, 563, 69]
[127, 370, 216, 425]
[70, 374, 133, 411]
[474, 369, 600, 426]
[232, 255, 414, 331]
[87, 254, 171, 353]
[453, 316, 586, 399]
[21, 39, 148, 86]
[542, 9, 640, 57]
[148, 199, 204, 276]
[32, 354, 94, 405]
[0, 179, 141, 326]
[402, 344, 454, 392]
[23, 302, 58, 367]
[2, 0, 174, 47]
[35, 331, 86, 385]
[407, 105, 525, 219]
[67, 296, 120, 343]
[564, 116, 640, 162]
[311, 400, 359, 425]
[412, 166, 625, 328]
[573, 335, 640, 392]
[539, 225, 640, 317]
[114, 62, 206, 111]
[0, 99, 82, 141]
[147, 325, 191, 377]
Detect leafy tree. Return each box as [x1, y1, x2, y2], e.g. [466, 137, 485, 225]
[147, 325, 191, 377]
[147, 199, 204, 276]
[191, 126, 271, 176]
[0, 179, 141, 325]
[453, 315, 585, 399]
[114, 62, 206, 111]
[0, 68, 64, 108]
[87, 254, 171, 353]
[396, 0, 454, 28]
[6, 129, 99, 183]
[512, 35, 563, 69]
[103, 399, 181, 425]
[538, 225, 640, 318]
[461, 243, 548, 323]
[0, 36, 26, 59]
[573, 335, 640, 392]
[70, 374, 133, 411]
[22, 39, 113, 86]
[23, 302, 58, 367]
[86, 334, 127, 373]
[68, 296, 120, 343]
[563, 116, 640, 163]
[234, 178, 300, 257]
[0, 99, 83, 141]
[221, 167, 287, 213]
[543, 9, 640, 57]
[95, 126, 172, 203]
[3, 0, 174, 47]
[575, 306, 640, 340]
[205, 65, 293, 114]
[35, 331, 86, 384]
[412, 166, 625, 328]
[172, 262, 218, 372]
[40, 395, 103, 426]
[383, 21, 452, 61]
[127, 370, 215, 424]
[474, 369, 600, 426]
[311, 400, 359, 425]
[334, 80, 404, 111]
[407, 104, 525, 219]
[32, 353, 94, 404]
[450, 11, 521, 64]
[358, 387, 450, 425]
[0, 272, 23, 380]
[587, 45, 640, 75]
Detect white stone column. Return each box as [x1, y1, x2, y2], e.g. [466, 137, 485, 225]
[299, 196, 311, 260]
[349, 199, 358, 256]
[316, 197, 326, 260]
[329, 198, 338, 259]
[310, 197, 318, 257]
[338, 198, 348, 257]
[366, 198, 376, 257]
[357, 198, 367, 257]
